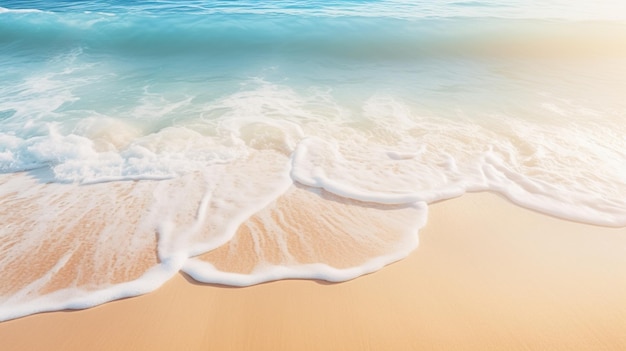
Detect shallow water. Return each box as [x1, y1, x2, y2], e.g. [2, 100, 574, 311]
[1, 0, 625, 321]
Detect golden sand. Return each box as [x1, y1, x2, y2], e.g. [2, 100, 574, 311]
[1, 192, 626, 350]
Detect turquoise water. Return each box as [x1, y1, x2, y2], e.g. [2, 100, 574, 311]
[1, 0, 625, 321]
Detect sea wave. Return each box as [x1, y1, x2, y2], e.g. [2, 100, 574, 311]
[2, 9, 625, 59]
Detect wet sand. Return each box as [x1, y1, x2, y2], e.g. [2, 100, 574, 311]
[1, 192, 626, 350]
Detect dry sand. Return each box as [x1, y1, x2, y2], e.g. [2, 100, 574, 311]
[1, 192, 626, 350]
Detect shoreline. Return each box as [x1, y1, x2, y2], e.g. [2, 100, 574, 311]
[1, 192, 626, 350]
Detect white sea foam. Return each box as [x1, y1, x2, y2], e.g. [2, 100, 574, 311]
[0, 253, 184, 322]
[0, 7, 44, 14]
[182, 186, 428, 286]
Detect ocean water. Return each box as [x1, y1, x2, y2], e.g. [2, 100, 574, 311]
[1, 0, 625, 321]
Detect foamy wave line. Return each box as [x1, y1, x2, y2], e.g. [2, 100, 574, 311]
[0, 253, 185, 322]
[182, 231, 420, 287]
[290, 131, 626, 228]
[0, 7, 44, 14]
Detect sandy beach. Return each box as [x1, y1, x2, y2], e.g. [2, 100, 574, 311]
[1, 192, 625, 350]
